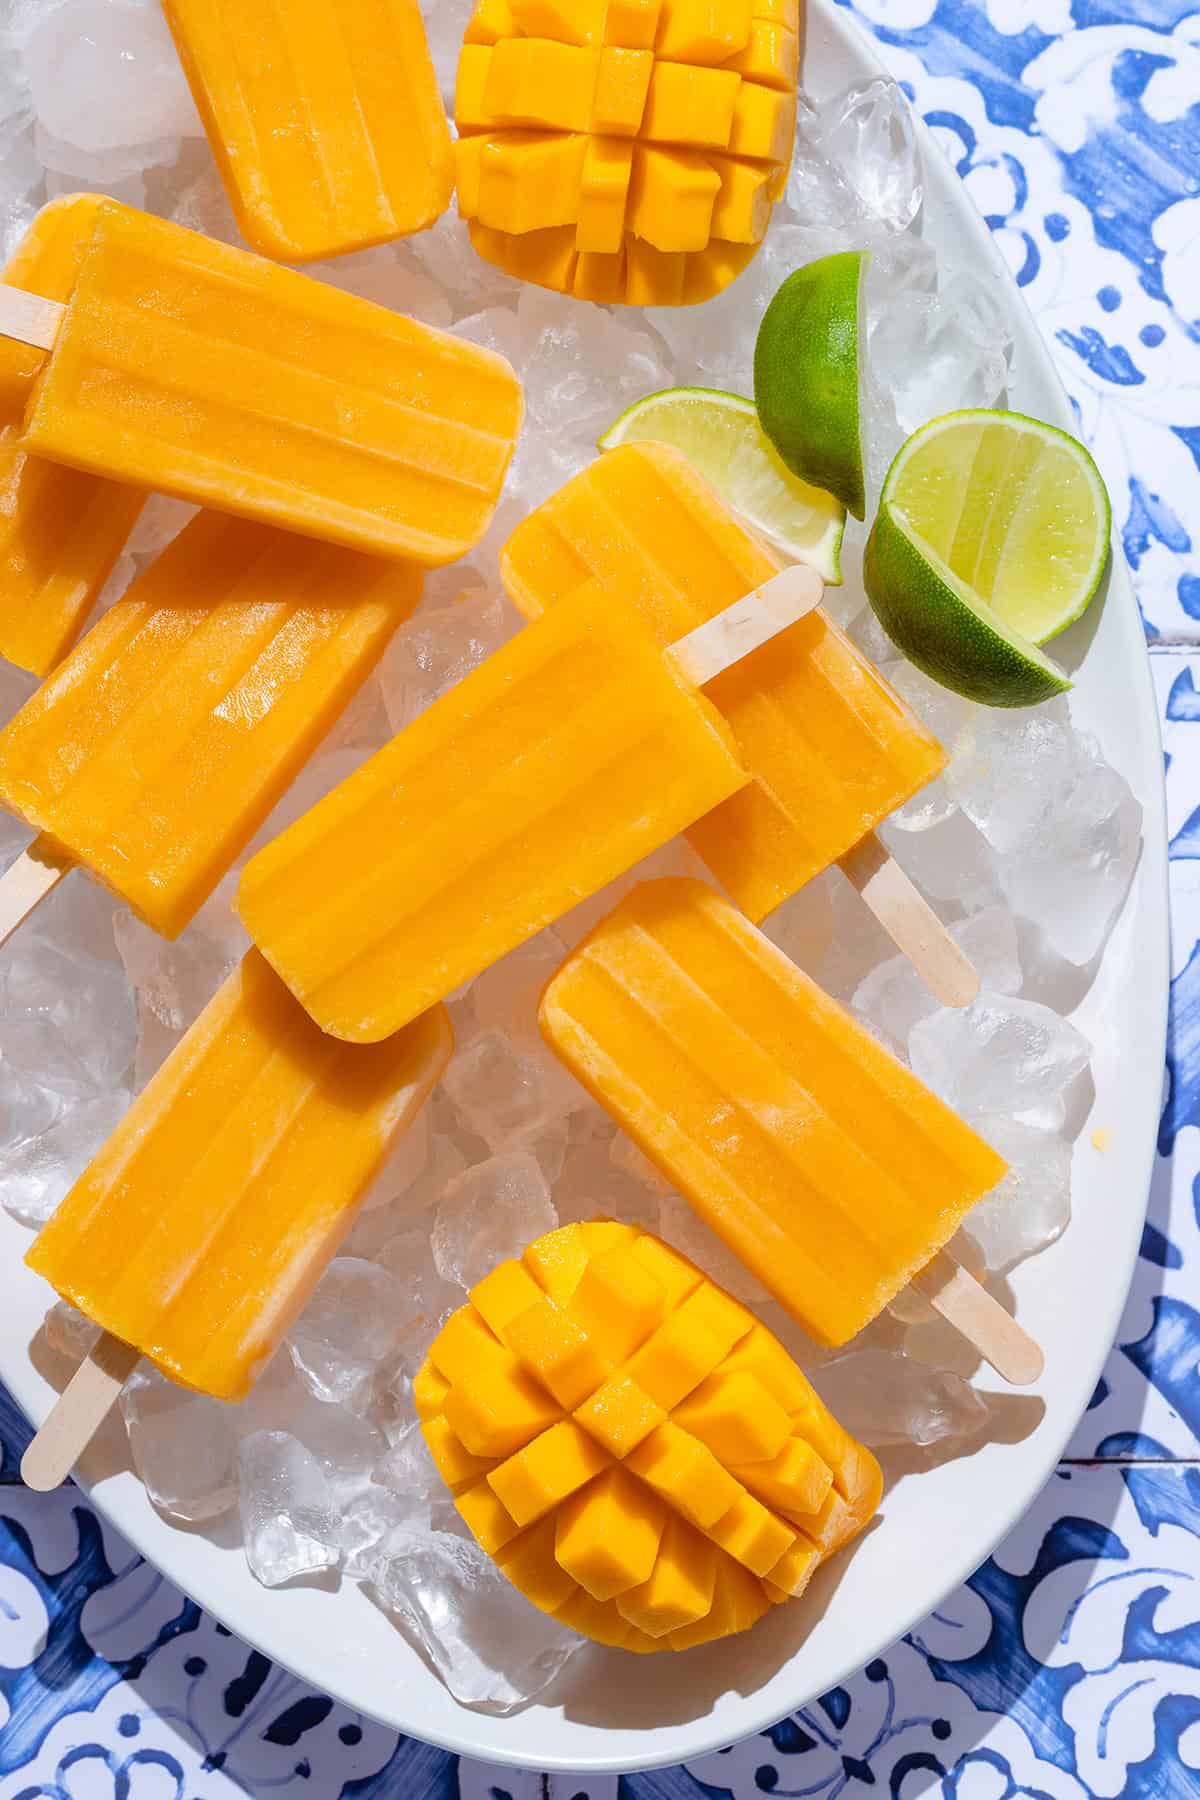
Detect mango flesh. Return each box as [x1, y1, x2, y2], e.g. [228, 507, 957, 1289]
[455, 0, 799, 305]
[417, 1220, 882, 1652]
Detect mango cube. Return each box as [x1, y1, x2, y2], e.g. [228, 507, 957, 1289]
[454, 0, 799, 304]
[417, 1222, 881, 1653]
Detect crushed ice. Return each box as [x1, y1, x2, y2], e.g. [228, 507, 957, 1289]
[0, 0, 1142, 1712]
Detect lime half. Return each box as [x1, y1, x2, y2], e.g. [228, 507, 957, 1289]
[754, 251, 866, 521]
[864, 408, 1110, 707]
[599, 386, 845, 583]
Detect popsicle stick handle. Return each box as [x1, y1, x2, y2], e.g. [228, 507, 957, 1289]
[0, 286, 65, 353]
[667, 565, 825, 688]
[839, 832, 980, 1008]
[21, 1332, 140, 1491]
[0, 837, 71, 948]
[913, 1251, 1044, 1387]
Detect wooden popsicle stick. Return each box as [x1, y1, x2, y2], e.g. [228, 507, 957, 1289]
[0, 837, 71, 949]
[667, 564, 825, 687]
[0, 286, 65, 353]
[21, 1332, 140, 1491]
[913, 1251, 1044, 1386]
[839, 831, 981, 1008]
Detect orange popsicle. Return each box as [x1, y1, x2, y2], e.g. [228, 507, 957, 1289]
[540, 878, 1007, 1347]
[161, 0, 454, 263]
[0, 512, 421, 938]
[0, 196, 145, 675]
[503, 442, 946, 923]
[12, 201, 522, 565]
[27, 952, 451, 1401]
[238, 583, 751, 1043]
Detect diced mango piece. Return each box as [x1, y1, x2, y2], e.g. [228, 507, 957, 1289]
[443, 1359, 562, 1459]
[574, 1371, 666, 1457]
[626, 1421, 742, 1528]
[732, 1436, 835, 1522]
[606, 0, 662, 49]
[592, 48, 654, 135]
[507, 1294, 613, 1409]
[569, 1244, 667, 1362]
[471, 1258, 545, 1344]
[656, 0, 754, 63]
[488, 1419, 612, 1526]
[556, 1466, 668, 1598]
[705, 1491, 796, 1576]
[417, 1223, 880, 1653]
[674, 1370, 792, 1464]
[456, 0, 795, 304]
[616, 1515, 716, 1636]
[456, 1480, 523, 1555]
[486, 39, 600, 130]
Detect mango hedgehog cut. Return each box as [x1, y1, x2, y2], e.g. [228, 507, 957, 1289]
[416, 1220, 881, 1652]
[455, 0, 799, 306]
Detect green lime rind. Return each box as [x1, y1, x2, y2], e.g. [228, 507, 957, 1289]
[600, 386, 846, 584]
[753, 250, 866, 522]
[865, 502, 1073, 708]
[879, 407, 1112, 648]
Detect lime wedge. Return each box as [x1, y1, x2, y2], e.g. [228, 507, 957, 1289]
[599, 386, 845, 584]
[876, 408, 1111, 645]
[754, 251, 866, 521]
[864, 408, 1111, 707]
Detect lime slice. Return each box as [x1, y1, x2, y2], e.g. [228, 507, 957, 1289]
[876, 408, 1111, 645]
[754, 251, 866, 521]
[599, 386, 845, 584]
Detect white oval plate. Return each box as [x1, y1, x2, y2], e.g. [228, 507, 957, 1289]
[0, 0, 1169, 1776]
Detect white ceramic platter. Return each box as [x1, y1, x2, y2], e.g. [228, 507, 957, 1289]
[0, 0, 1170, 1775]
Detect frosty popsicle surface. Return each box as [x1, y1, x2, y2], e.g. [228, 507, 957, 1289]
[0, 196, 145, 675]
[26, 951, 452, 1402]
[161, 0, 454, 263]
[237, 584, 751, 1043]
[540, 878, 1008, 1347]
[502, 442, 947, 923]
[0, 511, 421, 938]
[13, 201, 523, 565]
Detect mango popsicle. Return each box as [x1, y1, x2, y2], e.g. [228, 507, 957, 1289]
[0, 196, 145, 675]
[0, 511, 422, 940]
[237, 582, 756, 1043]
[503, 441, 947, 924]
[161, 0, 454, 263]
[540, 878, 1009, 1349]
[26, 951, 452, 1407]
[7, 200, 522, 565]
[417, 1220, 882, 1652]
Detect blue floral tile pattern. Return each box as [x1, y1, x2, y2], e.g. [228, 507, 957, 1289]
[2, 0, 1199, 1793]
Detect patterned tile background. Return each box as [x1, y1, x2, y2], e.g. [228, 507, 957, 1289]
[2, 0, 1199, 1792]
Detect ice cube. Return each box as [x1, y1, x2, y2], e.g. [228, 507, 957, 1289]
[658, 1195, 772, 1305]
[375, 1228, 461, 1369]
[1, 1084, 130, 1226]
[949, 707, 1074, 854]
[512, 286, 670, 463]
[113, 904, 244, 1088]
[870, 268, 1011, 435]
[289, 1259, 408, 1405]
[3, 936, 137, 1097]
[239, 1431, 341, 1587]
[409, 213, 518, 320]
[609, 1133, 673, 1197]
[17, 0, 202, 156]
[909, 993, 1090, 1119]
[551, 1128, 662, 1236]
[880, 663, 970, 833]
[443, 1032, 557, 1152]
[853, 904, 1020, 1047]
[963, 1115, 1073, 1272]
[423, 0, 479, 102]
[376, 1421, 439, 1503]
[367, 1528, 584, 1712]
[432, 1152, 558, 1290]
[880, 808, 1001, 911]
[127, 495, 197, 561]
[806, 78, 923, 232]
[378, 585, 517, 733]
[471, 930, 567, 1046]
[760, 870, 837, 973]
[120, 1365, 238, 1523]
[42, 1298, 101, 1361]
[341, 1485, 430, 1578]
[815, 1348, 988, 1447]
